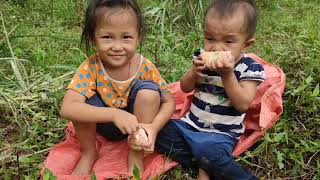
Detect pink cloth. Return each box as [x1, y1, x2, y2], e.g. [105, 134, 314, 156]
[42, 53, 285, 179]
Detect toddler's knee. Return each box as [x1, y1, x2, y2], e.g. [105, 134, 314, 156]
[195, 144, 231, 168]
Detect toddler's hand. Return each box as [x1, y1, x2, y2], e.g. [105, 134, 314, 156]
[112, 109, 138, 134]
[191, 57, 206, 79]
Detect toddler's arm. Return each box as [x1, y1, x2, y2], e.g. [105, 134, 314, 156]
[221, 73, 258, 112]
[60, 89, 139, 134]
[180, 58, 206, 93]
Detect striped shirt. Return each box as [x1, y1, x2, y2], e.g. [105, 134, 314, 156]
[181, 50, 265, 139]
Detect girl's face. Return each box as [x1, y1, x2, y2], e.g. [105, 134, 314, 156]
[203, 11, 255, 62]
[94, 7, 140, 68]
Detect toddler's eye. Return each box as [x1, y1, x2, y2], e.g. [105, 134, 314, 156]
[226, 40, 234, 43]
[205, 37, 214, 41]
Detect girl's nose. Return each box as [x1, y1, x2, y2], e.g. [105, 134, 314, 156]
[111, 41, 123, 51]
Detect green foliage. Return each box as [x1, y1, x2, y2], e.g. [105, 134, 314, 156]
[91, 171, 97, 180]
[0, 0, 319, 179]
[133, 165, 141, 180]
[43, 168, 57, 180]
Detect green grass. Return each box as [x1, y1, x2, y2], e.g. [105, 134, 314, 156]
[1, 0, 319, 179]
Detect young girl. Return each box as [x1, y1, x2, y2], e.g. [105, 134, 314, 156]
[60, 0, 175, 175]
[156, 0, 265, 179]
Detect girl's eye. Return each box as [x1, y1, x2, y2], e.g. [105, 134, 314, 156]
[102, 36, 112, 39]
[226, 41, 234, 43]
[124, 36, 132, 39]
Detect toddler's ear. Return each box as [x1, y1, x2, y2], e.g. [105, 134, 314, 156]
[244, 38, 256, 50]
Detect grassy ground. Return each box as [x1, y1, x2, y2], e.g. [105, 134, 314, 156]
[0, 0, 319, 179]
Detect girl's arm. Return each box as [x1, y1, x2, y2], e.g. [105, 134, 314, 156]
[60, 89, 115, 123]
[221, 72, 258, 112]
[60, 89, 139, 134]
[140, 91, 175, 152]
[150, 91, 175, 133]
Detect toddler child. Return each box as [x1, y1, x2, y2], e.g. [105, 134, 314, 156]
[156, 0, 265, 179]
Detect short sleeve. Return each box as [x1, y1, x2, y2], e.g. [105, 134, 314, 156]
[238, 61, 266, 82]
[67, 57, 97, 98]
[143, 59, 169, 93]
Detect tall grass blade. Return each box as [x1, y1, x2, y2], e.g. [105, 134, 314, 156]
[0, 10, 28, 92]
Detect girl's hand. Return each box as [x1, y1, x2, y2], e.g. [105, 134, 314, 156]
[204, 52, 235, 76]
[112, 109, 139, 134]
[139, 123, 158, 153]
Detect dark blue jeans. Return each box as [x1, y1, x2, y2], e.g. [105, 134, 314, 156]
[84, 80, 162, 141]
[156, 120, 258, 180]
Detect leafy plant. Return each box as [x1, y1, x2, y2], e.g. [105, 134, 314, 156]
[43, 168, 57, 180]
[133, 165, 141, 180]
[91, 171, 97, 180]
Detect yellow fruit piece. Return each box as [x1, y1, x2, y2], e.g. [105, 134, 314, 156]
[201, 51, 229, 63]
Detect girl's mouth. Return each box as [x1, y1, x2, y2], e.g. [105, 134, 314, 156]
[109, 54, 125, 59]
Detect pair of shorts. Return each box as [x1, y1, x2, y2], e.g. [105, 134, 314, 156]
[84, 80, 162, 141]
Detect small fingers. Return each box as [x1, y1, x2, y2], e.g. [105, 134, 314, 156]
[196, 72, 206, 78]
[193, 59, 205, 66]
[215, 59, 224, 69]
[129, 116, 139, 131]
[125, 126, 133, 134]
[119, 127, 127, 135]
[222, 60, 233, 70]
[205, 60, 216, 70]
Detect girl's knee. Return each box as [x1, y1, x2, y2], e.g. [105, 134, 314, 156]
[135, 89, 160, 103]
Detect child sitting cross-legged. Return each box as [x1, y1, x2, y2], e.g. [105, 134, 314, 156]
[60, 0, 175, 175]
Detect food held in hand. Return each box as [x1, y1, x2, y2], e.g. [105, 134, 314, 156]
[128, 127, 149, 151]
[201, 51, 231, 63]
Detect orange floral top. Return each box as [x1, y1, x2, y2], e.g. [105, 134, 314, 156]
[67, 54, 169, 108]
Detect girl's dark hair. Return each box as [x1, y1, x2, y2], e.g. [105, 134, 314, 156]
[205, 0, 258, 38]
[81, 0, 145, 54]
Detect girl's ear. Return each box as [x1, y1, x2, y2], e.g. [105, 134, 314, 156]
[243, 37, 255, 50]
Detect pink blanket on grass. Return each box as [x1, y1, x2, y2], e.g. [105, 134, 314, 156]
[42, 53, 285, 179]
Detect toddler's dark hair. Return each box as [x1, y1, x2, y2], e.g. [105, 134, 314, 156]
[81, 0, 145, 54]
[206, 0, 258, 38]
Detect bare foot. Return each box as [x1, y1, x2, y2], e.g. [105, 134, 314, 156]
[128, 149, 144, 174]
[198, 168, 210, 180]
[72, 150, 97, 175]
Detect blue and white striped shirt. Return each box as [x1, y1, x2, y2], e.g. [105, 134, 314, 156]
[181, 50, 265, 139]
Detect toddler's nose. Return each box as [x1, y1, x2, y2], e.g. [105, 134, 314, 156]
[209, 43, 223, 52]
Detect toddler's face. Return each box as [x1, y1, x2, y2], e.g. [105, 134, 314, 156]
[94, 7, 140, 68]
[203, 12, 254, 62]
